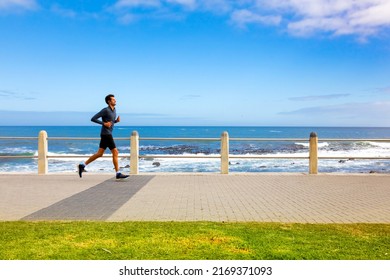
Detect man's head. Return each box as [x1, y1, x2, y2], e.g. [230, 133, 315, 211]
[105, 94, 115, 105]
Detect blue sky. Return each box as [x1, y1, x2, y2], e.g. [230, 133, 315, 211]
[1, 0, 390, 126]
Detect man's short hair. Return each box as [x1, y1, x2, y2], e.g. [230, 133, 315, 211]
[105, 94, 115, 104]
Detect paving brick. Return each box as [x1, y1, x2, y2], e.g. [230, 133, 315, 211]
[0, 173, 389, 223]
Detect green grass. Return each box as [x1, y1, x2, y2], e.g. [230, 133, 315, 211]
[1, 222, 389, 260]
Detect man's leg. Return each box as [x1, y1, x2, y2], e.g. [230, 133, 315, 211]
[78, 148, 105, 178]
[111, 148, 129, 179]
[86, 148, 105, 165]
[111, 148, 119, 172]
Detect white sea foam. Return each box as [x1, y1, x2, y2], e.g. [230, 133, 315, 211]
[2, 138, 389, 173]
[295, 142, 329, 148]
[367, 142, 390, 148]
[0, 147, 36, 154]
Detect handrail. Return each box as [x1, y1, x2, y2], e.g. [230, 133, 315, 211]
[140, 137, 220, 141]
[0, 137, 38, 140]
[1, 131, 389, 174]
[316, 139, 390, 142]
[1, 136, 388, 142]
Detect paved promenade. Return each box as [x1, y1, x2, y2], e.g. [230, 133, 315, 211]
[0, 173, 389, 223]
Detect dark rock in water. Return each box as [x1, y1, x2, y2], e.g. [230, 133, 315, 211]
[259, 166, 267, 169]
[369, 170, 378, 174]
[339, 160, 346, 163]
[124, 164, 130, 168]
[152, 162, 160, 167]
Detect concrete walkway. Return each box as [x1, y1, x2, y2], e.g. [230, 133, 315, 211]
[0, 173, 389, 223]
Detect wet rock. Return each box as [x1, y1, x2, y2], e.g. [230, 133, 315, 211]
[152, 162, 160, 167]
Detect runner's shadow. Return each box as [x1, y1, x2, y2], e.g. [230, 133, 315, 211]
[21, 175, 155, 221]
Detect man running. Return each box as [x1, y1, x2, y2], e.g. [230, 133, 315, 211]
[78, 94, 129, 179]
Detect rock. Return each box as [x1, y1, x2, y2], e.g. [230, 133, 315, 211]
[152, 162, 160, 167]
[339, 160, 346, 163]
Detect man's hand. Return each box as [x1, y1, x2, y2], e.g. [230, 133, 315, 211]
[103, 121, 112, 128]
[116, 116, 121, 123]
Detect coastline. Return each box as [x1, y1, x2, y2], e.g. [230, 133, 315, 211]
[1, 126, 390, 174]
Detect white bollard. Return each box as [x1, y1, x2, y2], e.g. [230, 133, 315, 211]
[221, 131, 229, 174]
[38, 130, 48, 175]
[130, 131, 139, 175]
[309, 132, 318, 174]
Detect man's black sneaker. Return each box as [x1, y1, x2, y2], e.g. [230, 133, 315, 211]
[116, 172, 129, 180]
[78, 164, 86, 178]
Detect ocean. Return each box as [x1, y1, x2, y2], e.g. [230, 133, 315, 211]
[1, 126, 390, 174]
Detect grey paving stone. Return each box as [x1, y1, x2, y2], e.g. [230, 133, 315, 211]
[21, 175, 154, 221]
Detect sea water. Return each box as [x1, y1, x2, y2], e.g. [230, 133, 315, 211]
[0, 126, 389, 174]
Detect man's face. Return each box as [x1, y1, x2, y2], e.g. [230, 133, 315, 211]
[108, 97, 116, 106]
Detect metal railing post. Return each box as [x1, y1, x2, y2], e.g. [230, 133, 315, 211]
[221, 131, 229, 174]
[309, 132, 318, 174]
[130, 131, 139, 175]
[38, 130, 48, 174]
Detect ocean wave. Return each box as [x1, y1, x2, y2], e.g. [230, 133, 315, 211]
[295, 142, 329, 148]
[367, 142, 390, 149]
[1, 153, 389, 173]
[1, 134, 389, 173]
[0, 147, 36, 155]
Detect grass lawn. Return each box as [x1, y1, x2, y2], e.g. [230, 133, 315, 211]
[1, 221, 389, 260]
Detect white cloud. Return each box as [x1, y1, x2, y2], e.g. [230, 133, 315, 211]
[198, 0, 232, 14]
[289, 94, 350, 102]
[231, 9, 281, 28]
[280, 101, 390, 125]
[224, 0, 390, 39]
[113, 0, 197, 9]
[166, 0, 197, 9]
[114, 0, 161, 9]
[5, 0, 385, 40]
[0, 0, 37, 10]
[0, 89, 37, 100]
[50, 4, 77, 18]
[259, 0, 390, 38]
[109, 0, 390, 39]
[349, 1, 390, 27]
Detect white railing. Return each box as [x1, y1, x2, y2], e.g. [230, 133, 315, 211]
[1, 130, 389, 174]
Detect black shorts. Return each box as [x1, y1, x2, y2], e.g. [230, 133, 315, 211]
[99, 134, 116, 150]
